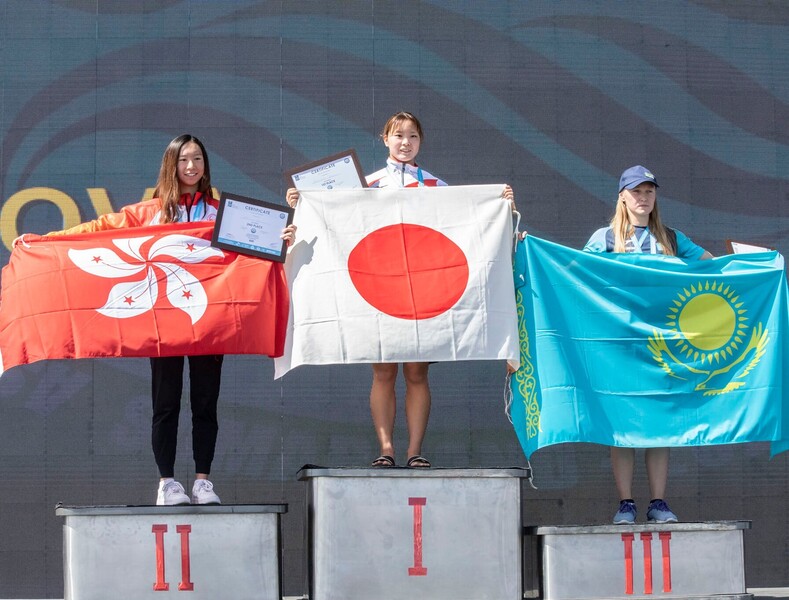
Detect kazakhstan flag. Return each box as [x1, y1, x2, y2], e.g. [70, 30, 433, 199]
[510, 236, 789, 458]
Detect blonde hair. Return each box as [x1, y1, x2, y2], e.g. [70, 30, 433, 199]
[380, 111, 424, 140]
[610, 186, 676, 255]
[152, 134, 212, 224]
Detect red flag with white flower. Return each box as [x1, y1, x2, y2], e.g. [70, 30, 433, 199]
[274, 185, 519, 378]
[0, 221, 288, 374]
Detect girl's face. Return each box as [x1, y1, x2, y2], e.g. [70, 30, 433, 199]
[177, 141, 205, 194]
[383, 119, 421, 164]
[620, 182, 656, 225]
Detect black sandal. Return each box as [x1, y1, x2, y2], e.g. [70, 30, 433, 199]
[371, 455, 396, 467]
[407, 455, 431, 468]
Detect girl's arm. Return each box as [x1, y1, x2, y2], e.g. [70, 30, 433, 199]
[583, 228, 609, 253]
[14, 202, 152, 247]
[674, 229, 712, 260]
[45, 200, 158, 236]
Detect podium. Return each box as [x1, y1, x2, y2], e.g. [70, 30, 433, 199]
[56, 504, 286, 600]
[524, 521, 751, 600]
[55, 481, 754, 600]
[298, 466, 532, 600]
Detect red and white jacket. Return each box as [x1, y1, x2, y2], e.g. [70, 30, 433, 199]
[47, 192, 220, 236]
[366, 158, 447, 188]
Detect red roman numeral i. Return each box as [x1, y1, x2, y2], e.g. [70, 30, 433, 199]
[408, 497, 427, 576]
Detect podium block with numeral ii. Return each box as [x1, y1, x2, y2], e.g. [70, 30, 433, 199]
[299, 466, 532, 600]
[57, 504, 286, 600]
[525, 521, 751, 600]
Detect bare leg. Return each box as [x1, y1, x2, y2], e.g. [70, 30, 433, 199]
[370, 363, 399, 458]
[611, 446, 635, 500]
[402, 362, 431, 459]
[645, 447, 670, 499]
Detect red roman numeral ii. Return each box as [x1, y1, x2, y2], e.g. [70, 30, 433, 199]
[152, 523, 195, 592]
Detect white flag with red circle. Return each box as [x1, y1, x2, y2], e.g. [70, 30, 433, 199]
[274, 185, 519, 378]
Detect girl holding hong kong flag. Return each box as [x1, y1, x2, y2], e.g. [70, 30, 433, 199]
[286, 112, 515, 469]
[15, 134, 296, 506]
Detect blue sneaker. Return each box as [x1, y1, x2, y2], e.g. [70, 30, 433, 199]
[647, 499, 678, 523]
[613, 500, 637, 524]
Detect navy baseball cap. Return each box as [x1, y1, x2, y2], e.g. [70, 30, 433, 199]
[619, 165, 659, 192]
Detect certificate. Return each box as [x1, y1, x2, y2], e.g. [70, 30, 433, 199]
[211, 191, 294, 262]
[726, 239, 774, 254]
[285, 148, 367, 190]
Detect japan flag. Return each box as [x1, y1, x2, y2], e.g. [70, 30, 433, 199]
[274, 185, 519, 378]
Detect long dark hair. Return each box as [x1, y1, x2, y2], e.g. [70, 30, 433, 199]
[153, 134, 212, 224]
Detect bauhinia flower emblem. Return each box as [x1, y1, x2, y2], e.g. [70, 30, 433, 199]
[68, 234, 225, 324]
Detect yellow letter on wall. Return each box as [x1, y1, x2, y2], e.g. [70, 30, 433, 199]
[1, 187, 80, 251]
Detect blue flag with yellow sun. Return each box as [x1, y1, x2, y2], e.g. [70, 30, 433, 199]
[510, 236, 789, 458]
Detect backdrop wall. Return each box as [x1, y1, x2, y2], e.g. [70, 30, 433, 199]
[1, 1, 787, 596]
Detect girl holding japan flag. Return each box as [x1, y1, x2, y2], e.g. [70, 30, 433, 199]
[364, 112, 446, 468]
[287, 111, 515, 468]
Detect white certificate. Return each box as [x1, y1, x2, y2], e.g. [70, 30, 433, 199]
[211, 192, 294, 262]
[726, 239, 774, 254]
[285, 148, 367, 190]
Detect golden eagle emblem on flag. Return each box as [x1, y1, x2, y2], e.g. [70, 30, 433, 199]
[647, 280, 770, 396]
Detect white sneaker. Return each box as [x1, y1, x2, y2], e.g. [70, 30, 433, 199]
[156, 480, 191, 506]
[192, 479, 221, 505]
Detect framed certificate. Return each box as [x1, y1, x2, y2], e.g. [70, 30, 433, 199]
[211, 191, 294, 262]
[285, 148, 367, 190]
[726, 239, 774, 254]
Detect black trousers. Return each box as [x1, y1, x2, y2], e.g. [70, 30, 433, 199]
[150, 355, 224, 478]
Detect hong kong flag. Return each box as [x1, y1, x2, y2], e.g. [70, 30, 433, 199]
[0, 221, 288, 374]
[274, 185, 519, 378]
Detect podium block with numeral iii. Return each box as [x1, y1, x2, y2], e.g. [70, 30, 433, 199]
[524, 521, 751, 600]
[298, 466, 532, 600]
[56, 504, 286, 600]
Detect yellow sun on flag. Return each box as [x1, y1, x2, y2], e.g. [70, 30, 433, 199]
[665, 281, 749, 365]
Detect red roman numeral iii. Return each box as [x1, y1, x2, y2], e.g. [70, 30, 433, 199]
[621, 531, 672, 595]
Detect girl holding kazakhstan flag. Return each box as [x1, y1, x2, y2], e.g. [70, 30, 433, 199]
[584, 165, 712, 525]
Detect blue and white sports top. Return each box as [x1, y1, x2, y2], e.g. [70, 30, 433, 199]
[584, 225, 705, 260]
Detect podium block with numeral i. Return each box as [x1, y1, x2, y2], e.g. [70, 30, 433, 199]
[299, 467, 532, 600]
